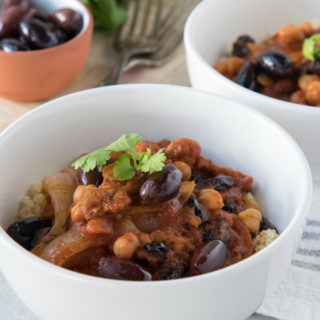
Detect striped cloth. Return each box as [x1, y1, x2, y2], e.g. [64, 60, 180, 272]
[257, 180, 320, 320]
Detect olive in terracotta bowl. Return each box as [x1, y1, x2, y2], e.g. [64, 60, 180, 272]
[0, 0, 93, 101]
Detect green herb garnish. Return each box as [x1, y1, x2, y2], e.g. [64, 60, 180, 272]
[302, 34, 320, 61]
[81, 0, 127, 32]
[72, 133, 167, 181]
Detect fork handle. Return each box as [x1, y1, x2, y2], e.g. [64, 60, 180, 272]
[99, 50, 132, 86]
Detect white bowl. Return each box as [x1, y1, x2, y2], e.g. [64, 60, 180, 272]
[0, 84, 312, 320]
[184, 0, 320, 178]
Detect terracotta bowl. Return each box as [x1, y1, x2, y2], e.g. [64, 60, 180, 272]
[0, 0, 93, 101]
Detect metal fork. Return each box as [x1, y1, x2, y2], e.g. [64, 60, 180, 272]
[99, 0, 197, 86]
[124, 0, 200, 71]
[99, 0, 163, 86]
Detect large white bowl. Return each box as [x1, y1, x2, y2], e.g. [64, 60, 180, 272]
[0, 84, 312, 320]
[184, 0, 320, 178]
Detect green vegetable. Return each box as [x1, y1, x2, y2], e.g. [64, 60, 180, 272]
[72, 133, 167, 181]
[81, 0, 127, 32]
[302, 34, 320, 61]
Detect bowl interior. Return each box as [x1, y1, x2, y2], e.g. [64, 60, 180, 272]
[0, 85, 310, 235]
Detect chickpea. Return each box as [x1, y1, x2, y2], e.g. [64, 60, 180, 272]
[290, 90, 307, 105]
[113, 232, 140, 260]
[173, 161, 192, 181]
[238, 208, 262, 235]
[187, 215, 201, 228]
[198, 188, 224, 212]
[214, 56, 244, 78]
[83, 217, 113, 235]
[304, 81, 320, 105]
[298, 75, 320, 90]
[165, 138, 201, 166]
[277, 24, 304, 44]
[138, 233, 151, 246]
[299, 21, 314, 37]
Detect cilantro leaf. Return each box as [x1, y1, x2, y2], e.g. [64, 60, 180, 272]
[138, 149, 166, 174]
[72, 147, 111, 172]
[113, 154, 136, 180]
[106, 133, 141, 153]
[71, 133, 167, 179]
[302, 34, 320, 61]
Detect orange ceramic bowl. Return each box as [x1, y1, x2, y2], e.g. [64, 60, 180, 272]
[0, 0, 93, 101]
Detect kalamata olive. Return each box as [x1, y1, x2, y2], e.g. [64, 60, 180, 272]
[0, 37, 29, 51]
[140, 164, 183, 204]
[235, 61, 258, 90]
[143, 242, 169, 264]
[232, 34, 255, 57]
[191, 240, 227, 275]
[50, 8, 83, 35]
[98, 257, 152, 281]
[258, 50, 293, 78]
[6, 216, 53, 250]
[19, 18, 60, 49]
[1, 0, 31, 9]
[78, 167, 103, 187]
[196, 174, 234, 192]
[0, 6, 30, 37]
[187, 193, 207, 222]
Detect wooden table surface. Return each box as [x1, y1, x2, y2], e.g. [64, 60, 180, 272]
[0, 31, 189, 132]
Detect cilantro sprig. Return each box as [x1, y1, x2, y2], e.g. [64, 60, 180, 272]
[72, 133, 167, 181]
[302, 34, 320, 61]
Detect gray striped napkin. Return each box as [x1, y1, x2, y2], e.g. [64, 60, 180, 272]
[257, 180, 320, 320]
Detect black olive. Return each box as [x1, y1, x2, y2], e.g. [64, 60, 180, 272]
[196, 174, 234, 192]
[0, 37, 29, 51]
[78, 167, 103, 187]
[187, 193, 207, 222]
[6, 216, 53, 250]
[159, 266, 185, 280]
[1, 0, 31, 9]
[222, 199, 237, 213]
[300, 58, 320, 76]
[232, 34, 255, 57]
[19, 18, 61, 49]
[260, 216, 278, 232]
[191, 240, 227, 275]
[98, 257, 152, 281]
[50, 8, 83, 35]
[0, 6, 31, 37]
[140, 164, 182, 204]
[235, 61, 259, 90]
[143, 242, 169, 264]
[258, 50, 293, 78]
[190, 170, 207, 184]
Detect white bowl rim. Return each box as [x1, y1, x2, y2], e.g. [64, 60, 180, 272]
[0, 83, 313, 287]
[184, 0, 320, 114]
